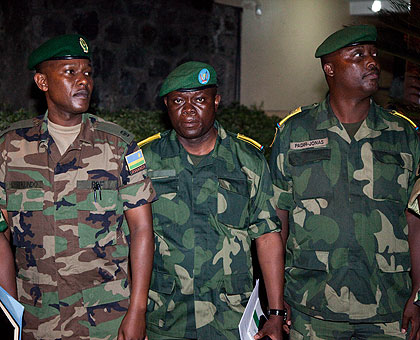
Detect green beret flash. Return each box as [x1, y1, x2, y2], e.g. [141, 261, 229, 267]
[28, 34, 91, 70]
[159, 61, 218, 97]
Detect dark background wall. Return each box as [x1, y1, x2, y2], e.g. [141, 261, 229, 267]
[0, 0, 241, 113]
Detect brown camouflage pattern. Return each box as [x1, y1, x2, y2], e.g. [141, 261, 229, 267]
[0, 112, 156, 339]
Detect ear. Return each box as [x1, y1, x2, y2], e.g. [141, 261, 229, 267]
[163, 96, 168, 107]
[214, 94, 221, 112]
[323, 63, 334, 78]
[34, 73, 48, 92]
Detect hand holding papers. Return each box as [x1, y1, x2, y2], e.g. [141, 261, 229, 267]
[239, 279, 266, 340]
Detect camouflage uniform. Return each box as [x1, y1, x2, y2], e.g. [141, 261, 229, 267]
[269, 98, 420, 329]
[142, 121, 279, 340]
[0, 112, 156, 340]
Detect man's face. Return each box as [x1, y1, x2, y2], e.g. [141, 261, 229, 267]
[37, 59, 93, 118]
[164, 88, 221, 141]
[325, 44, 380, 96]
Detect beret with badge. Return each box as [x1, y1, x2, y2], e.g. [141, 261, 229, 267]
[28, 34, 91, 70]
[159, 61, 218, 97]
[315, 24, 377, 58]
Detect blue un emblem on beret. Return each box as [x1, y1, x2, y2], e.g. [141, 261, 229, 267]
[198, 68, 210, 85]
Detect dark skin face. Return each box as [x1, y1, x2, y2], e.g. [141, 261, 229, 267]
[164, 87, 221, 155]
[323, 44, 380, 98]
[321, 44, 380, 123]
[33, 58, 93, 126]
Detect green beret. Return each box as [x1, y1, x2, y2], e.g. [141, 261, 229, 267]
[28, 34, 92, 70]
[159, 61, 217, 97]
[315, 25, 377, 58]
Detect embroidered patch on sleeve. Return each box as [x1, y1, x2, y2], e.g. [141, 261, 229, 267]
[125, 149, 146, 175]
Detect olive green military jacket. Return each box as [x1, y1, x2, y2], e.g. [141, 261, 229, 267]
[143, 122, 279, 340]
[269, 98, 420, 323]
[0, 112, 156, 340]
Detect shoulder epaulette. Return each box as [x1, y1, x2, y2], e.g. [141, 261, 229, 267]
[138, 133, 161, 148]
[389, 110, 418, 130]
[0, 118, 37, 138]
[236, 133, 263, 151]
[95, 121, 134, 144]
[277, 107, 302, 128]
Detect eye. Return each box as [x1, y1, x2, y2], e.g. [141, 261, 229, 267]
[354, 52, 363, 57]
[196, 97, 205, 103]
[84, 71, 92, 77]
[174, 98, 183, 104]
[65, 69, 75, 75]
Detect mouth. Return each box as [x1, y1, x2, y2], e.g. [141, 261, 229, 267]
[73, 90, 90, 98]
[363, 71, 379, 80]
[182, 120, 200, 128]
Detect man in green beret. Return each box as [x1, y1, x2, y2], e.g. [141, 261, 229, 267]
[269, 25, 420, 339]
[139, 61, 286, 339]
[0, 34, 156, 340]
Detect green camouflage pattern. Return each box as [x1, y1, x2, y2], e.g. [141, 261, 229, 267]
[142, 121, 279, 339]
[289, 307, 407, 339]
[0, 112, 156, 340]
[269, 97, 420, 323]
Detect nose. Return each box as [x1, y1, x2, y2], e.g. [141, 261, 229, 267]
[182, 101, 196, 115]
[367, 54, 379, 71]
[77, 73, 90, 87]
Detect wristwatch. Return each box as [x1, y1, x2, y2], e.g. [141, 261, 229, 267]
[267, 309, 287, 321]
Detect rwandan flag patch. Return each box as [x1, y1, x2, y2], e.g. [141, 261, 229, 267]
[125, 149, 146, 175]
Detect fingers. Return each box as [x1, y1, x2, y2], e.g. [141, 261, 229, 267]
[253, 330, 264, 339]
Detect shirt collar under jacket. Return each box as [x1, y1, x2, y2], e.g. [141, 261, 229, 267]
[38, 111, 96, 152]
[314, 96, 388, 133]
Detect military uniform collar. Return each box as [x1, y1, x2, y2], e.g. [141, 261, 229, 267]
[315, 96, 388, 132]
[159, 120, 229, 160]
[38, 111, 95, 151]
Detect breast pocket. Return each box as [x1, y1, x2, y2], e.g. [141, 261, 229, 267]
[6, 185, 44, 211]
[288, 148, 332, 200]
[150, 171, 179, 228]
[76, 180, 119, 248]
[372, 150, 412, 202]
[217, 177, 249, 229]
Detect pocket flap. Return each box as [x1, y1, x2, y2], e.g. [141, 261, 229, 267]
[150, 271, 175, 294]
[150, 176, 178, 196]
[82, 279, 130, 307]
[7, 188, 44, 211]
[77, 181, 118, 211]
[372, 150, 411, 170]
[289, 148, 331, 166]
[292, 250, 329, 271]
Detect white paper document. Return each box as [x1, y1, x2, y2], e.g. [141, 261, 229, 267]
[239, 279, 265, 340]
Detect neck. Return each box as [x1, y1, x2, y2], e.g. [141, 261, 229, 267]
[47, 109, 83, 126]
[329, 92, 371, 123]
[177, 127, 218, 155]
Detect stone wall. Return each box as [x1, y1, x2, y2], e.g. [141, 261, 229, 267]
[0, 0, 240, 113]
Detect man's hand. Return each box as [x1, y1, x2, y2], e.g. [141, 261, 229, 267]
[283, 301, 291, 334]
[402, 293, 420, 340]
[117, 308, 148, 340]
[254, 315, 283, 340]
